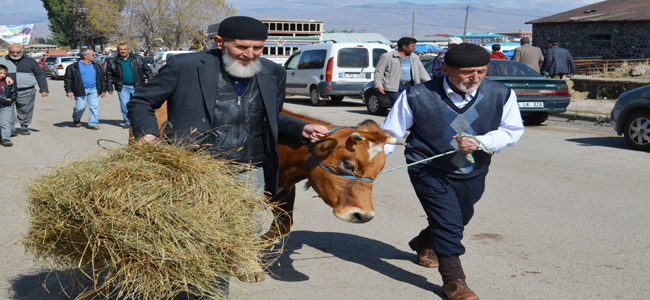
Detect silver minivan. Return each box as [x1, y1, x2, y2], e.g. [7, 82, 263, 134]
[284, 42, 391, 106]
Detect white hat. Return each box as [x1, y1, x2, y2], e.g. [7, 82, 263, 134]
[448, 37, 463, 45]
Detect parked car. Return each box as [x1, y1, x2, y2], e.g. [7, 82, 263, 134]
[49, 56, 80, 80]
[151, 50, 194, 74]
[42, 56, 63, 76]
[95, 55, 111, 73]
[283, 42, 391, 106]
[610, 84, 650, 151]
[361, 59, 571, 124]
[38, 55, 49, 68]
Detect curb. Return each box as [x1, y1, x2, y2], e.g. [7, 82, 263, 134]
[548, 111, 610, 125]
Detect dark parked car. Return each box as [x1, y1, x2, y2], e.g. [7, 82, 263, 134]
[361, 59, 571, 125]
[610, 84, 650, 151]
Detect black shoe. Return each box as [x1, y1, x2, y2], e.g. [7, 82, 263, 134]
[20, 128, 31, 135]
[122, 123, 130, 129]
[1, 139, 13, 147]
[10, 130, 18, 137]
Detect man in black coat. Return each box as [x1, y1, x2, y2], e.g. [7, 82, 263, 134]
[128, 16, 329, 200]
[542, 40, 576, 79]
[106, 43, 153, 128]
[64, 48, 106, 129]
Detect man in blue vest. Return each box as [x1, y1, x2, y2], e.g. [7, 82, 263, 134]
[106, 43, 153, 128]
[381, 43, 524, 300]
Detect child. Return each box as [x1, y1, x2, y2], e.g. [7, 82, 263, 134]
[0, 64, 17, 147]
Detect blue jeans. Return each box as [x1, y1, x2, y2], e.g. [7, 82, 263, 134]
[72, 88, 101, 127]
[118, 85, 138, 125]
[387, 83, 412, 105]
[0, 104, 14, 141]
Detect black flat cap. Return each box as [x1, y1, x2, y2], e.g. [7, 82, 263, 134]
[444, 43, 490, 68]
[218, 16, 268, 40]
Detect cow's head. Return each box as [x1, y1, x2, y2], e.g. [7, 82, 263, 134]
[307, 120, 401, 224]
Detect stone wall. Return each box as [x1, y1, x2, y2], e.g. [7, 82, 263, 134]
[570, 76, 650, 99]
[532, 21, 650, 59]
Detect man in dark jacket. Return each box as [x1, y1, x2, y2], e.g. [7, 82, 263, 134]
[127, 16, 329, 290]
[0, 43, 49, 136]
[105, 43, 153, 128]
[542, 40, 576, 79]
[64, 48, 106, 130]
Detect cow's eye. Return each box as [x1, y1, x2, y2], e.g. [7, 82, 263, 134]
[342, 160, 355, 173]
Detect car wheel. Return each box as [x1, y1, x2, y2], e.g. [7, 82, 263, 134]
[366, 91, 387, 115]
[623, 111, 650, 151]
[310, 86, 327, 106]
[522, 112, 548, 125]
[52, 72, 58, 80]
[330, 95, 345, 102]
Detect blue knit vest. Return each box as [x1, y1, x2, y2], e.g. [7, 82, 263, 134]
[405, 77, 511, 179]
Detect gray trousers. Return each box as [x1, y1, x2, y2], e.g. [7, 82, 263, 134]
[11, 87, 36, 130]
[214, 167, 265, 298]
[0, 104, 14, 140]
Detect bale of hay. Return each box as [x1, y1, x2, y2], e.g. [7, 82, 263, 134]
[23, 143, 277, 299]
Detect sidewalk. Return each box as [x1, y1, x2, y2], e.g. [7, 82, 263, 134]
[549, 99, 615, 123]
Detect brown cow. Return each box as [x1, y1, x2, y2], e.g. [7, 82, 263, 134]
[129, 102, 400, 280]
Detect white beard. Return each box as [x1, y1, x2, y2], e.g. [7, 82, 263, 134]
[222, 47, 262, 78]
[448, 73, 482, 94]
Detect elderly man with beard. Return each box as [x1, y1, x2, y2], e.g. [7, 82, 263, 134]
[0, 43, 49, 136]
[381, 43, 524, 300]
[127, 16, 329, 292]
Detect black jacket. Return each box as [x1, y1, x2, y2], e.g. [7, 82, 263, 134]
[0, 81, 17, 107]
[127, 49, 308, 196]
[106, 54, 153, 91]
[64, 61, 106, 97]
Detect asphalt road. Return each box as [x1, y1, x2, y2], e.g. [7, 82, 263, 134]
[1, 82, 648, 299]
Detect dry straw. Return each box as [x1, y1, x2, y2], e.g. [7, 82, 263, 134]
[23, 143, 278, 299]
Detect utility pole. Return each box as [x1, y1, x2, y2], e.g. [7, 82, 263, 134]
[412, 12, 415, 37]
[463, 5, 469, 42]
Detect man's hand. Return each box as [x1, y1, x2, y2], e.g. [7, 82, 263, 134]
[302, 124, 330, 142]
[108, 91, 114, 95]
[377, 86, 386, 95]
[66, 92, 74, 98]
[41, 92, 49, 97]
[6, 77, 13, 85]
[454, 135, 479, 152]
[101, 92, 106, 98]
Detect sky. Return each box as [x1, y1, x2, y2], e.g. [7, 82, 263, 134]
[2, 0, 605, 37]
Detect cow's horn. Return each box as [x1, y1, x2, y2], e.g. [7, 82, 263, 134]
[386, 136, 405, 145]
[351, 132, 365, 141]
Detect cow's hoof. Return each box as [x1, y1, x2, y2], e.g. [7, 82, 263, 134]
[237, 271, 266, 283]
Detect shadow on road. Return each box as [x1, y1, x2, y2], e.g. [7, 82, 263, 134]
[266, 230, 441, 294]
[565, 136, 630, 149]
[52, 119, 125, 128]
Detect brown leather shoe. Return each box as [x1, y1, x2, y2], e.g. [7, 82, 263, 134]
[73, 120, 81, 127]
[408, 237, 439, 268]
[442, 279, 479, 300]
[89, 125, 100, 130]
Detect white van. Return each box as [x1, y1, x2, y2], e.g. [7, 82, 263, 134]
[283, 42, 391, 106]
[151, 50, 195, 74]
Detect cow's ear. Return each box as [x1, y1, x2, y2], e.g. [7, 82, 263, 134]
[309, 139, 338, 159]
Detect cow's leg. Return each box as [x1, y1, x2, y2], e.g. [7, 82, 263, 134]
[262, 186, 296, 241]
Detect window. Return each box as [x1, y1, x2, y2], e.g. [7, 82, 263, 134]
[338, 48, 369, 68]
[298, 50, 327, 69]
[285, 53, 301, 70]
[269, 23, 276, 31]
[372, 48, 387, 67]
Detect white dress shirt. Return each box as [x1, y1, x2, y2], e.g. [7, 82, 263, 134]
[382, 77, 524, 156]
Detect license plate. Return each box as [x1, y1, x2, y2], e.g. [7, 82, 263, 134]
[340, 73, 365, 78]
[519, 102, 544, 108]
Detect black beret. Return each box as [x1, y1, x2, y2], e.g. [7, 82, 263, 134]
[218, 16, 268, 40]
[548, 40, 558, 44]
[444, 43, 490, 68]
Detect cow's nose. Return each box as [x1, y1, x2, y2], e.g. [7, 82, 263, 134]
[352, 211, 374, 223]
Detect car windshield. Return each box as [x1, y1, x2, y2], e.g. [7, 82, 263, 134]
[338, 48, 369, 68]
[45, 57, 58, 63]
[144, 57, 153, 63]
[61, 57, 77, 63]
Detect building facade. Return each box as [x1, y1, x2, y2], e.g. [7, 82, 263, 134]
[527, 0, 650, 59]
